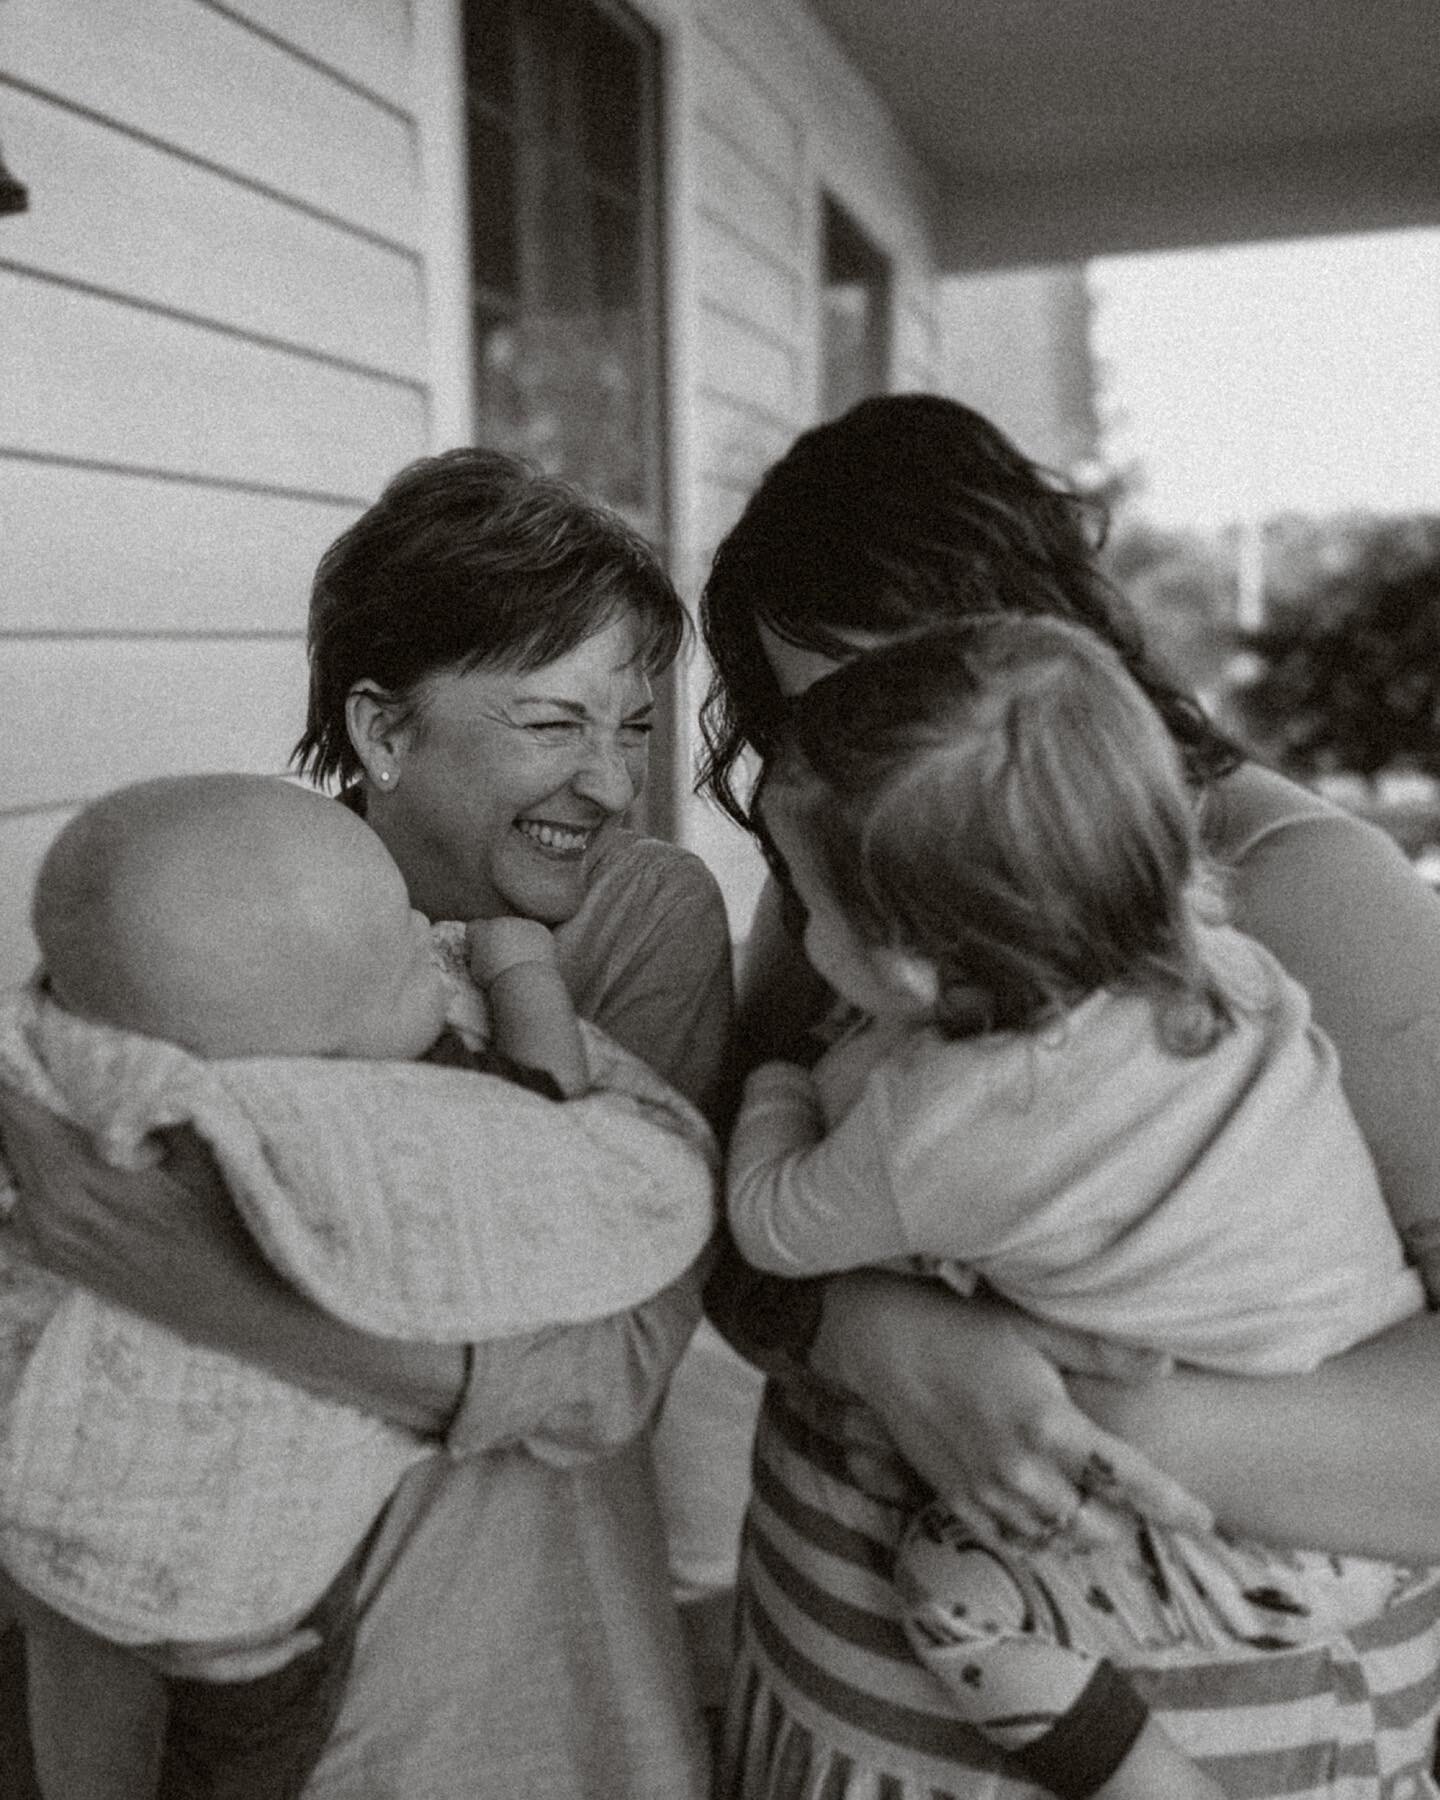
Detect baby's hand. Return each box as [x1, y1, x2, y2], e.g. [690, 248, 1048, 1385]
[465, 917, 559, 987]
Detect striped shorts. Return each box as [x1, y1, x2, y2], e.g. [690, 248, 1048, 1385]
[717, 1379, 1440, 1800]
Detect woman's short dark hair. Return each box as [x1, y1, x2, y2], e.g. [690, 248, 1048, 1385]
[697, 393, 1240, 831]
[294, 448, 686, 788]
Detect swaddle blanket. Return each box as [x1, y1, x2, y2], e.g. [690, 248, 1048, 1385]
[0, 955, 715, 1646]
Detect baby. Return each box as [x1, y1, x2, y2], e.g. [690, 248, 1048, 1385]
[0, 772, 713, 1800]
[727, 618, 1430, 1800]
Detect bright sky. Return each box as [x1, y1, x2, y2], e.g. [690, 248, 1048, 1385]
[1089, 228, 1440, 531]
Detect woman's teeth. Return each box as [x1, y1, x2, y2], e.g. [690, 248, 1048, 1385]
[517, 821, 590, 852]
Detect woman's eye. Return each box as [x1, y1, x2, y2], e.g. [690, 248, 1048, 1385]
[620, 722, 655, 743]
[527, 719, 580, 735]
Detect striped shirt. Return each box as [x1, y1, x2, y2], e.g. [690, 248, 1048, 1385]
[719, 1373, 1440, 1799]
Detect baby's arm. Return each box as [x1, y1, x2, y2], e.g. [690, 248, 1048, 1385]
[466, 917, 587, 1097]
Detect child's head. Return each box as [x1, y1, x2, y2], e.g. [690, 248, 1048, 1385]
[33, 774, 451, 1061]
[761, 616, 1228, 1047]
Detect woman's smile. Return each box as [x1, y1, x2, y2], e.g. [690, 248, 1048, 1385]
[514, 817, 599, 856]
[365, 614, 653, 925]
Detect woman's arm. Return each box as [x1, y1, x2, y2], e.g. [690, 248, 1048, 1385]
[811, 1272, 1214, 1544]
[1220, 766, 1440, 1293]
[1, 1088, 707, 1458]
[1072, 1307, 1440, 1563]
[0, 1092, 464, 1434]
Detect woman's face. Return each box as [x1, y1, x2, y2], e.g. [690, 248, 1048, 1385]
[366, 614, 655, 925]
[761, 784, 935, 1021]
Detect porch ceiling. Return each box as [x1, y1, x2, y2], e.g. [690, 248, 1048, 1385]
[807, 0, 1440, 267]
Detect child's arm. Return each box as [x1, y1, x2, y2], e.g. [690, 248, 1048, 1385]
[465, 917, 587, 1098]
[727, 1059, 931, 1277]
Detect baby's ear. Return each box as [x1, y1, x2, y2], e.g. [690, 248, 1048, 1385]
[870, 948, 941, 1011]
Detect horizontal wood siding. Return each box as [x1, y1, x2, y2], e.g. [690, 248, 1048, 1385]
[676, 0, 946, 936]
[9, 641, 311, 816]
[2, 87, 426, 377]
[4, 462, 359, 635]
[0, 0, 428, 984]
[4, 0, 419, 244]
[212, 0, 414, 109]
[5, 273, 425, 493]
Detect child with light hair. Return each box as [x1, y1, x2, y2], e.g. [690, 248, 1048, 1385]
[726, 617, 1432, 1800]
[0, 772, 713, 1800]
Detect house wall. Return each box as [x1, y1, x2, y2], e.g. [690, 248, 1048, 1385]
[942, 265, 1100, 474]
[659, 0, 946, 934]
[0, 0, 429, 982]
[0, 0, 948, 981]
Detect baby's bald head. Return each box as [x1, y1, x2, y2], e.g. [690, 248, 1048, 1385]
[33, 774, 424, 1058]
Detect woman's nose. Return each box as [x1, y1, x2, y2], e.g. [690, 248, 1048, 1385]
[571, 736, 640, 813]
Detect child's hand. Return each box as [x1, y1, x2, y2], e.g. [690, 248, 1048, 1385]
[465, 916, 559, 987]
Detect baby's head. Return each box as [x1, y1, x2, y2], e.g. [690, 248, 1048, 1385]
[762, 616, 1228, 1046]
[33, 774, 450, 1061]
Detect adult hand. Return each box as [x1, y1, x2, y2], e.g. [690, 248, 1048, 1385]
[0, 1084, 464, 1435]
[811, 1271, 1214, 1547]
[0, 1083, 237, 1311]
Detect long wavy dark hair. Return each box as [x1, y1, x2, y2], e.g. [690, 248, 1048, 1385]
[698, 393, 1241, 833]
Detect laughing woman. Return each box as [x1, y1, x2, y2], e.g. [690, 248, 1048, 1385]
[0, 450, 733, 1799]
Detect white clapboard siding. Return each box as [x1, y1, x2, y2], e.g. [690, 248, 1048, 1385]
[3, 0, 419, 246]
[2, 89, 425, 379]
[3, 273, 427, 497]
[692, 474, 760, 572]
[3, 461, 360, 635]
[212, 0, 414, 111]
[693, 391, 793, 502]
[896, 292, 942, 389]
[11, 640, 310, 815]
[693, 17, 803, 192]
[0, 810, 75, 989]
[693, 120, 803, 273]
[694, 210, 802, 348]
[694, 300, 801, 417]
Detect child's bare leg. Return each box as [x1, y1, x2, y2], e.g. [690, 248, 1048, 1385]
[897, 1500, 1227, 1798]
[25, 1607, 166, 1800]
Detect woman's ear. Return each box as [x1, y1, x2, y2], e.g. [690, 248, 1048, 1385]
[345, 681, 408, 790]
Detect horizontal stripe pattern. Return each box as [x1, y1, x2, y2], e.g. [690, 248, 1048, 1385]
[719, 1381, 1440, 1799]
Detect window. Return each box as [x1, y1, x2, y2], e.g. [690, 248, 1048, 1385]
[820, 196, 890, 421]
[463, 0, 666, 537]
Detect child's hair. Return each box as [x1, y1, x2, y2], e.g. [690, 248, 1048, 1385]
[767, 616, 1233, 1052]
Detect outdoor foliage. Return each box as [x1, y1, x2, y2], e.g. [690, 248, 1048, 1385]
[1231, 516, 1440, 783]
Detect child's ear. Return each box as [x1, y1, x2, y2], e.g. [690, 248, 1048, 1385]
[871, 948, 941, 1010]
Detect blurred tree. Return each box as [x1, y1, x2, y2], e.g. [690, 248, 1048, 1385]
[1231, 516, 1440, 784]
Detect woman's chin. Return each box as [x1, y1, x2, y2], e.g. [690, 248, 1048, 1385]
[495, 839, 595, 924]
